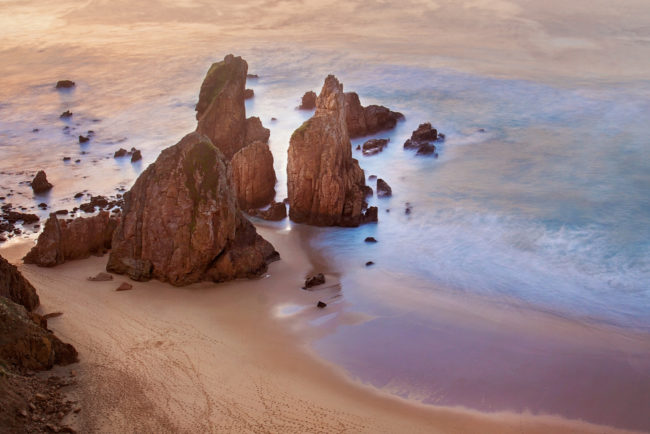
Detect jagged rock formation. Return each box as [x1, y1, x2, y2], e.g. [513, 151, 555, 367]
[287, 75, 377, 227]
[23, 212, 118, 267]
[195, 54, 276, 208]
[231, 141, 276, 209]
[107, 132, 279, 286]
[0, 255, 39, 311]
[344, 92, 404, 138]
[0, 297, 77, 370]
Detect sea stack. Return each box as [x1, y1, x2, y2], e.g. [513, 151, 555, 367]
[195, 54, 276, 208]
[287, 75, 376, 227]
[106, 132, 279, 286]
[344, 92, 404, 138]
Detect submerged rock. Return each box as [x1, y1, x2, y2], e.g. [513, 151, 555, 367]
[287, 75, 375, 227]
[31, 171, 53, 194]
[23, 212, 118, 267]
[362, 138, 389, 156]
[0, 255, 39, 311]
[344, 92, 404, 138]
[107, 132, 278, 286]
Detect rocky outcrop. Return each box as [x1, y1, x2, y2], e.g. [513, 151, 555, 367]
[0, 297, 77, 371]
[23, 211, 118, 267]
[299, 91, 317, 110]
[195, 54, 248, 160]
[362, 138, 389, 156]
[106, 132, 278, 286]
[0, 255, 39, 311]
[245, 116, 270, 145]
[404, 122, 442, 156]
[344, 92, 404, 138]
[31, 171, 53, 194]
[231, 140, 276, 209]
[195, 55, 277, 209]
[287, 75, 376, 227]
[376, 178, 392, 197]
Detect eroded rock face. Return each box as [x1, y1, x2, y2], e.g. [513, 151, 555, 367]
[0, 255, 39, 311]
[344, 92, 404, 138]
[287, 75, 374, 227]
[231, 140, 276, 209]
[23, 212, 118, 267]
[106, 132, 278, 286]
[195, 55, 276, 209]
[0, 297, 77, 370]
[195, 54, 248, 160]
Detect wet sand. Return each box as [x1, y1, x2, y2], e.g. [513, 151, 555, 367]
[0, 227, 641, 433]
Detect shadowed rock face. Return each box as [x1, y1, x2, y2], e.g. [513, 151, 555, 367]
[107, 132, 278, 286]
[195, 54, 248, 160]
[0, 297, 77, 370]
[23, 212, 118, 267]
[231, 140, 276, 209]
[287, 75, 374, 227]
[344, 92, 404, 138]
[0, 255, 39, 311]
[195, 55, 276, 209]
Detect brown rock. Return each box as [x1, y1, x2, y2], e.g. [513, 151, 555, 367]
[59, 111, 72, 119]
[376, 178, 392, 197]
[114, 148, 127, 158]
[404, 122, 441, 156]
[303, 273, 325, 289]
[106, 132, 279, 286]
[0, 254, 40, 311]
[244, 116, 270, 145]
[55, 80, 75, 89]
[287, 75, 375, 227]
[116, 282, 132, 291]
[247, 201, 287, 221]
[298, 91, 317, 110]
[130, 149, 142, 162]
[0, 297, 78, 370]
[31, 171, 53, 194]
[244, 88, 254, 99]
[23, 212, 118, 267]
[362, 138, 389, 156]
[344, 92, 404, 138]
[231, 141, 276, 209]
[195, 54, 248, 159]
[78, 135, 89, 144]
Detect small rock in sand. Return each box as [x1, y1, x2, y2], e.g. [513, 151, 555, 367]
[303, 273, 326, 289]
[88, 272, 113, 282]
[317, 301, 327, 308]
[116, 282, 133, 291]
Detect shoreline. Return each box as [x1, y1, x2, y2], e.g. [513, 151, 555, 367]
[1, 229, 641, 433]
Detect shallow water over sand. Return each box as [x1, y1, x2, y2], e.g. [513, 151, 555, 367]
[1, 0, 649, 430]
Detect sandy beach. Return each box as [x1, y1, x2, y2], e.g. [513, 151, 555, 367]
[0, 226, 640, 433]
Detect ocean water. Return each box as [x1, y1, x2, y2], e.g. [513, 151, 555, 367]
[1, 0, 649, 430]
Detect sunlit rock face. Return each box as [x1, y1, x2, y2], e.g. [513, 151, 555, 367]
[287, 75, 376, 227]
[195, 54, 276, 209]
[107, 132, 278, 286]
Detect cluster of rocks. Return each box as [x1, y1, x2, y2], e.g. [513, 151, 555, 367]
[287, 75, 377, 227]
[77, 195, 123, 214]
[113, 147, 142, 162]
[1, 203, 39, 241]
[404, 122, 444, 156]
[0, 254, 79, 433]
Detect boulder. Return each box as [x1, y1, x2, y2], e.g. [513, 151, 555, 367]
[114, 148, 127, 158]
[317, 301, 327, 308]
[231, 140, 276, 209]
[287, 75, 375, 227]
[106, 132, 279, 286]
[344, 92, 404, 138]
[362, 138, 389, 156]
[195, 54, 248, 159]
[244, 116, 270, 145]
[55, 80, 75, 89]
[116, 282, 132, 291]
[31, 171, 53, 194]
[298, 91, 317, 110]
[304, 273, 325, 289]
[404, 122, 441, 156]
[376, 179, 392, 197]
[59, 110, 72, 119]
[247, 201, 287, 221]
[244, 88, 254, 99]
[364, 236, 377, 243]
[78, 135, 89, 144]
[87, 272, 113, 282]
[130, 149, 142, 162]
[23, 212, 118, 267]
[0, 297, 77, 370]
[0, 255, 39, 311]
